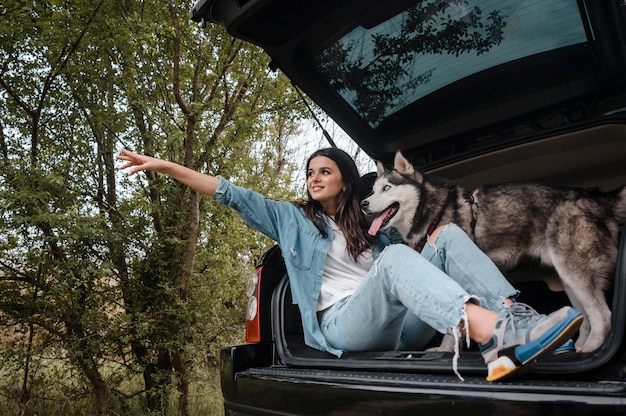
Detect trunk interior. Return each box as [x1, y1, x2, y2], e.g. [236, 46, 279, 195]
[269, 120, 626, 378]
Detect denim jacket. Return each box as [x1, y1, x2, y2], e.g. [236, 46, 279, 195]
[213, 176, 389, 356]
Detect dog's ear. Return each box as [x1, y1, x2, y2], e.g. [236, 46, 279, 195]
[376, 161, 385, 176]
[394, 151, 423, 182]
[394, 151, 413, 175]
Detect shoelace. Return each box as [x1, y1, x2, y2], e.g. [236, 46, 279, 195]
[500, 303, 541, 342]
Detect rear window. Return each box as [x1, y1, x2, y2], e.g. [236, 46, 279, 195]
[309, 0, 590, 128]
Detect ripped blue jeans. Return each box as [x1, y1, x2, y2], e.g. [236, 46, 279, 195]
[318, 223, 519, 352]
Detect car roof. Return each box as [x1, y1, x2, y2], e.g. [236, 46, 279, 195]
[191, 0, 626, 165]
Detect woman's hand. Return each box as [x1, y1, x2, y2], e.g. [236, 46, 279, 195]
[116, 148, 168, 176]
[116, 148, 220, 196]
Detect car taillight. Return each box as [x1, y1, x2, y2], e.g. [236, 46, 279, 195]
[245, 267, 262, 343]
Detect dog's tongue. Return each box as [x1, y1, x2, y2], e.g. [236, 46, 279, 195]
[368, 208, 392, 236]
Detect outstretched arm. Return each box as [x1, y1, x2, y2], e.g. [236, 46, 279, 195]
[116, 148, 220, 196]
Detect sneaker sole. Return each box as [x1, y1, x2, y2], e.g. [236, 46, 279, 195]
[552, 339, 576, 355]
[486, 308, 583, 382]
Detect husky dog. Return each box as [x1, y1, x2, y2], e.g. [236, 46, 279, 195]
[361, 151, 626, 353]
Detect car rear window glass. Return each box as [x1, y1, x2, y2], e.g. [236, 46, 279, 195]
[309, 0, 589, 128]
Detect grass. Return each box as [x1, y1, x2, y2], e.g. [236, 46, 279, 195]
[0, 360, 224, 416]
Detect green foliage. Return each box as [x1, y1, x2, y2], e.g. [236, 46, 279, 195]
[0, 0, 309, 414]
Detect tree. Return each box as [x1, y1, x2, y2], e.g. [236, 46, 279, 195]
[0, 0, 307, 414]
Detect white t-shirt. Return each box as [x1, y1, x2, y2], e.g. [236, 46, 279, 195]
[316, 217, 373, 311]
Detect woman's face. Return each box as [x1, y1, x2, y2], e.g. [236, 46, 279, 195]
[307, 156, 345, 215]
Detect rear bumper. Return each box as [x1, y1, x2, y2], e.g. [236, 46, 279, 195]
[220, 343, 275, 402]
[220, 345, 626, 416]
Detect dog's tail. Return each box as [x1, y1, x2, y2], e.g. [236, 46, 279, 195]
[612, 185, 626, 224]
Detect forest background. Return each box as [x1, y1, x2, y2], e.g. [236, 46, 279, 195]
[0, 1, 370, 415]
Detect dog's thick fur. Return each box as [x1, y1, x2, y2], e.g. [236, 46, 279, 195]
[361, 151, 626, 352]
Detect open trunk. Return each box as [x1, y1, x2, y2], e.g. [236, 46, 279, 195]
[264, 120, 626, 379]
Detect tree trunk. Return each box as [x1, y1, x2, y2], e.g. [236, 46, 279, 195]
[144, 350, 173, 413]
[76, 352, 110, 415]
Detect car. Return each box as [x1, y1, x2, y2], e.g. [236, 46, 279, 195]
[190, 0, 626, 414]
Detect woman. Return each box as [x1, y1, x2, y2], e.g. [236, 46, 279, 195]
[117, 147, 582, 382]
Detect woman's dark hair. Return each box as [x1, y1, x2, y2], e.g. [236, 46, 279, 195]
[297, 148, 376, 260]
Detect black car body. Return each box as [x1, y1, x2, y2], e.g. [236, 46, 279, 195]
[191, 1, 626, 414]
